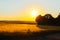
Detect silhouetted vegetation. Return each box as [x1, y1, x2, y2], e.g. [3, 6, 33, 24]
[36, 13, 60, 26]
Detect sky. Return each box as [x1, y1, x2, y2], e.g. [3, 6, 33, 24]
[0, 0, 60, 21]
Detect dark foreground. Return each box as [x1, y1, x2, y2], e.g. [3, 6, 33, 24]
[0, 30, 60, 40]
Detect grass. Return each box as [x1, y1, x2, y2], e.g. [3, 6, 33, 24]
[0, 30, 60, 40]
[37, 25, 60, 30]
[0, 23, 60, 40]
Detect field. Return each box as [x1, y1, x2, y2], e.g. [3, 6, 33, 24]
[0, 23, 40, 32]
[0, 23, 60, 40]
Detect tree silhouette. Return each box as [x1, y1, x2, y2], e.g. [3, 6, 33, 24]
[36, 14, 55, 26]
[35, 15, 43, 25]
[36, 13, 60, 26]
[44, 14, 54, 25]
[55, 13, 60, 26]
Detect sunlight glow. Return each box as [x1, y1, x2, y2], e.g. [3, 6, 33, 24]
[31, 10, 39, 18]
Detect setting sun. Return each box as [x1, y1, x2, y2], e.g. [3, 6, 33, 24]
[31, 10, 39, 18]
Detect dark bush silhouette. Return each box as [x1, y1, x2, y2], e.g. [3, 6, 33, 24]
[43, 14, 55, 25]
[55, 14, 60, 26]
[36, 14, 60, 26]
[35, 15, 44, 25]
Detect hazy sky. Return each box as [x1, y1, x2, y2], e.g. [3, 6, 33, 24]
[0, 0, 60, 21]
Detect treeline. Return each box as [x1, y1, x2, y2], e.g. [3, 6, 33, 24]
[35, 14, 60, 26]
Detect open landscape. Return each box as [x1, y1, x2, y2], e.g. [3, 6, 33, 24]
[0, 22, 60, 40]
[0, 0, 60, 40]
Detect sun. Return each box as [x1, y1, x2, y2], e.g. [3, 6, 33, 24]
[31, 10, 38, 18]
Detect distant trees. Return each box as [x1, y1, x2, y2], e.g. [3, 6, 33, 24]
[43, 14, 54, 25]
[36, 13, 60, 26]
[36, 15, 43, 25]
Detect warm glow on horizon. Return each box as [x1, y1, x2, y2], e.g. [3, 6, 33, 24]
[24, 5, 46, 21]
[0, 5, 58, 21]
[0, 0, 60, 21]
